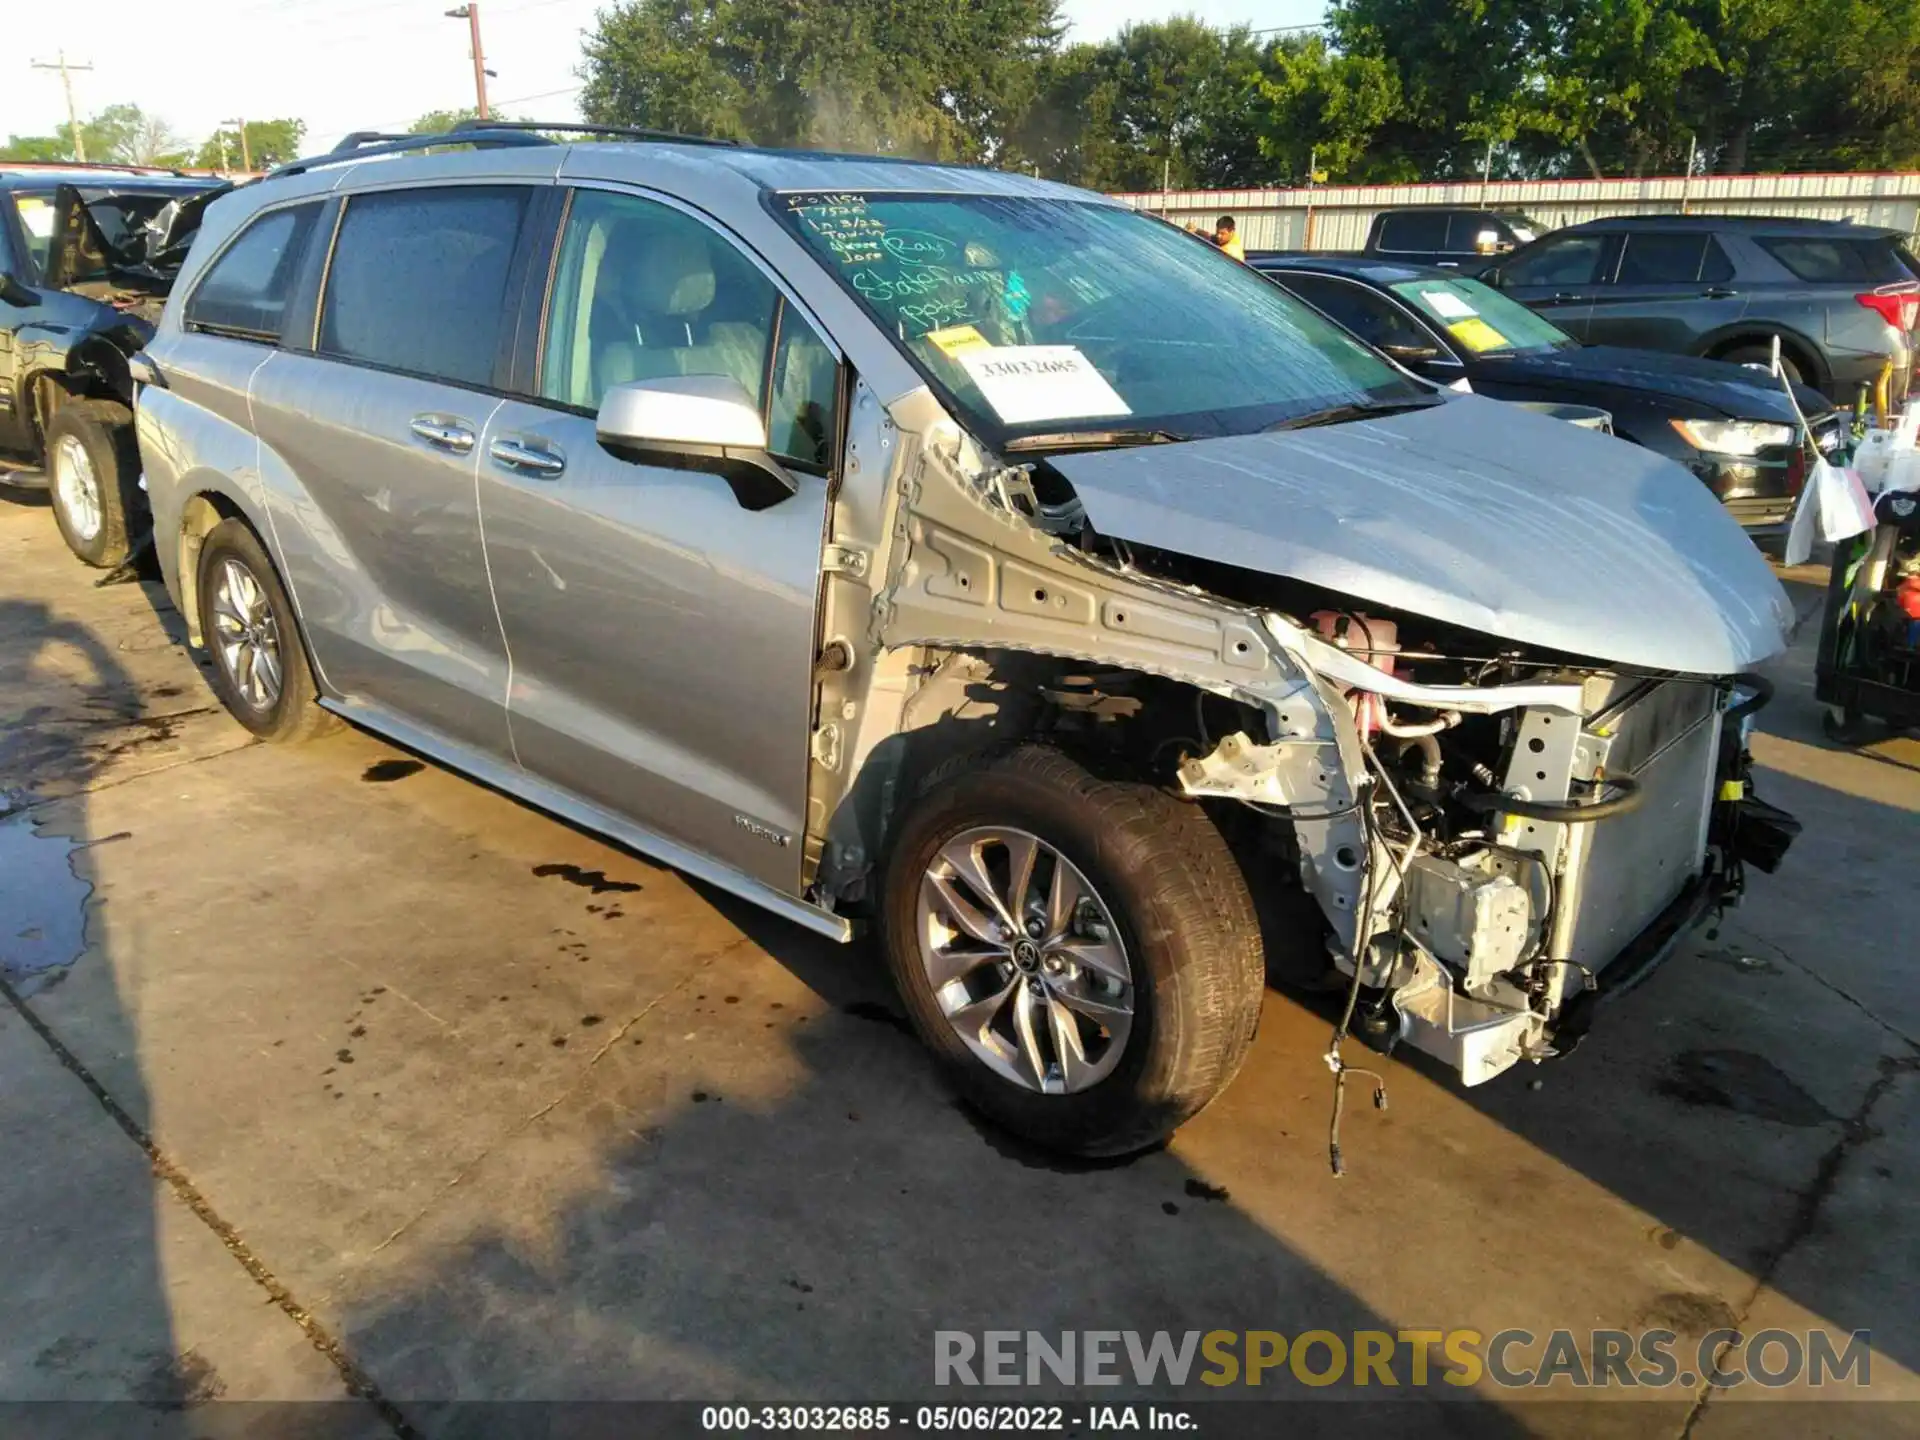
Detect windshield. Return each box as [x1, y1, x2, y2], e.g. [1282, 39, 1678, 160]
[10, 192, 56, 276]
[773, 191, 1423, 445]
[1390, 277, 1575, 356]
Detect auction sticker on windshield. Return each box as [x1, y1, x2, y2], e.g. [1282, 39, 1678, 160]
[1418, 288, 1477, 320]
[927, 324, 992, 357]
[1447, 317, 1511, 352]
[957, 346, 1131, 425]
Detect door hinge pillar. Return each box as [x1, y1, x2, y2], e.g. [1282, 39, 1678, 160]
[822, 544, 869, 579]
[811, 722, 842, 770]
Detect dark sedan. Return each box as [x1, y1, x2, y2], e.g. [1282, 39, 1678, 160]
[1253, 255, 1846, 537]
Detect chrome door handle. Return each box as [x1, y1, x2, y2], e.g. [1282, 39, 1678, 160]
[489, 437, 565, 477]
[409, 417, 475, 453]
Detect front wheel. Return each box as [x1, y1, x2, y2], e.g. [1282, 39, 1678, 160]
[46, 399, 143, 568]
[1717, 343, 1806, 386]
[880, 746, 1265, 1158]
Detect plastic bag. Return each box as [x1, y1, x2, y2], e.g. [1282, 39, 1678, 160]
[1784, 458, 1875, 565]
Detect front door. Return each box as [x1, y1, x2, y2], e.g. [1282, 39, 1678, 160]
[0, 188, 57, 454]
[1582, 230, 1747, 352]
[247, 183, 538, 759]
[1494, 231, 1618, 340]
[478, 186, 843, 891]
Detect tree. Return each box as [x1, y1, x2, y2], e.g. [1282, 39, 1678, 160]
[0, 105, 175, 167]
[193, 119, 306, 172]
[579, 0, 1062, 160]
[410, 108, 483, 134]
[1250, 33, 1402, 183]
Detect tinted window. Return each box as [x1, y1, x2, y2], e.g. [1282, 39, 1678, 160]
[541, 189, 837, 468]
[1503, 233, 1608, 287]
[1376, 211, 1449, 252]
[1280, 274, 1435, 352]
[1615, 232, 1710, 284]
[1760, 236, 1913, 284]
[320, 186, 528, 386]
[185, 204, 321, 341]
[1444, 214, 1508, 255]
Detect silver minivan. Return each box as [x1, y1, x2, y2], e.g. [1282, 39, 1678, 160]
[134, 124, 1800, 1158]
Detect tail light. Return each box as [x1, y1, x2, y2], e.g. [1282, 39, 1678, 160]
[1857, 291, 1920, 332]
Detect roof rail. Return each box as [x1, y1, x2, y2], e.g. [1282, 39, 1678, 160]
[1, 159, 194, 178]
[264, 125, 555, 180]
[450, 118, 740, 148]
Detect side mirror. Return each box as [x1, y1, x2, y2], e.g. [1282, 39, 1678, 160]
[595, 374, 797, 511]
[1380, 341, 1441, 365]
[0, 272, 35, 307]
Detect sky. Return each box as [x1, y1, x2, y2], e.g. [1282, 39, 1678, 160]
[2, 0, 1325, 158]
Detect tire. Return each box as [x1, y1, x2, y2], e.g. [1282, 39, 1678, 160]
[46, 399, 143, 568]
[880, 745, 1265, 1157]
[1717, 343, 1806, 386]
[195, 518, 337, 744]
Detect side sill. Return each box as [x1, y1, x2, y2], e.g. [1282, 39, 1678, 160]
[319, 696, 856, 945]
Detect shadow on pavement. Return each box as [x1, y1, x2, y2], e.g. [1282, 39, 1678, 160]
[0, 597, 203, 1429]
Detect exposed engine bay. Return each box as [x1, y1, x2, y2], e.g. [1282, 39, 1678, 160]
[815, 387, 1802, 1116]
[1025, 463, 1798, 1087]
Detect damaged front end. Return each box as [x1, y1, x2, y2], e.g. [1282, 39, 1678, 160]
[1177, 613, 1798, 1084]
[43, 181, 228, 319]
[826, 390, 1800, 1094]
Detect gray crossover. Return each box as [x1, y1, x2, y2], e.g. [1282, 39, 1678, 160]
[134, 124, 1800, 1158]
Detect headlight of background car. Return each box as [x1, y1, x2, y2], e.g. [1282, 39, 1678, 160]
[1669, 418, 1798, 455]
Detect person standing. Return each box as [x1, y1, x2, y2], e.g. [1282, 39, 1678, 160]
[1214, 214, 1245, 261]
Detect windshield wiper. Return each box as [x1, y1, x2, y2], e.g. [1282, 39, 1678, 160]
[1003, 428, 1190, 454]
[1263, 396, 1449, 433]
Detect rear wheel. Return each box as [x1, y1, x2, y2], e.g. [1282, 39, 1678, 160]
[880, 745, 1265, 1157]
[196, 518, 337, 744]
[46, 399, 142, 568]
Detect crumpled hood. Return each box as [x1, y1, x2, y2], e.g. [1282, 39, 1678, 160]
[1476, 345, 1830, 420]
[1049, 394, 1793, 675]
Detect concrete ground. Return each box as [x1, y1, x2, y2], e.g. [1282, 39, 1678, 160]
[1, 485, 1916, 1438]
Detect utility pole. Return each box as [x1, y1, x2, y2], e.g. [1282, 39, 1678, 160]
[445, 5, 491, 120]
[1303, 145, 1318, 250]
[30, 51, 95, 163]
[1679, 134, 1698, 214]
[223, 118, 252, 172]
[1480, 139, 1496, 207]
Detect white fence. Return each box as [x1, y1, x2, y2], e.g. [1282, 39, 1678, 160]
[1115, 172, 1920, 251]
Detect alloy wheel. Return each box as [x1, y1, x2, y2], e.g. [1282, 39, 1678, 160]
[209, 558, 284, 711]
[53, 435, 102, 543]
[914, 826, 1134, 1094]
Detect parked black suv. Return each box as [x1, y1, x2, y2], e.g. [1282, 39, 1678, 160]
[0, 166, 226, 566]
[1252, 206, 1546, 274]
[1483, 214, 1920, 406]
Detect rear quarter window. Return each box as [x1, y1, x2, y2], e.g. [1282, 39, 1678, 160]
[185, 204, 322, 341]
[1759, 236, 1913, 285]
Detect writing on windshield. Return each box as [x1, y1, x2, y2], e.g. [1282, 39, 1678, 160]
[778, 191, 1418, 441]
